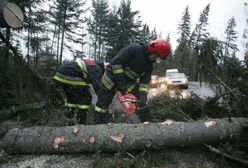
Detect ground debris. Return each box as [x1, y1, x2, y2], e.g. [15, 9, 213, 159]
[0, 153, 93, 168]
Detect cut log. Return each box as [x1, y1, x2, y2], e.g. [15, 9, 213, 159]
[0, 118, 248, 154]
[0, 1, 24, 28]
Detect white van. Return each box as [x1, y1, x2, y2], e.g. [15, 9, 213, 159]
[166, 69, 178, 77]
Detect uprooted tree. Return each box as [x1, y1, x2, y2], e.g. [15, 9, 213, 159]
[0, 118, 248, 154]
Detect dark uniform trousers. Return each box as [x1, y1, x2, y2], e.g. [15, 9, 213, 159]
[61, 83, 92, 124]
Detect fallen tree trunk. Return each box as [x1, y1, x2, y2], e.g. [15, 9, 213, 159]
[1, 118, 248, 154]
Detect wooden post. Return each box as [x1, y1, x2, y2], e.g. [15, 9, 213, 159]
[0, 1, 24, 28]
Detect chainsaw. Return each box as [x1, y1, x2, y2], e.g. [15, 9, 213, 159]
[116, 91, 141, 124]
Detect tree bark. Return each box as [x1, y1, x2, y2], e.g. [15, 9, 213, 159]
[1, 118, 248, 154]
[0, 30, 19, 58]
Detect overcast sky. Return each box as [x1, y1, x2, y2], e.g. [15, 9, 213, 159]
[108, 0, 247, 60]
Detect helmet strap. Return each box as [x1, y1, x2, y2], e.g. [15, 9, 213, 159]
[156, 57, 162, 64]
[148, 53, 159, 62]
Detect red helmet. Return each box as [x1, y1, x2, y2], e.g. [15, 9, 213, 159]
[148, 39, 171, 60]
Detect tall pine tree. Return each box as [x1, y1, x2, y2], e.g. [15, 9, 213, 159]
[49, 0, 87, 66]
[224, 17, 238, 57]
[243, 2, 248, 57]
[190, 4, 210, 81]
[87, 0, 109, 61]
[139, 24, 150, 44]
[174, 6, 191, 76]
[104, 0, 142, 60]
[104, 6, 119, 61]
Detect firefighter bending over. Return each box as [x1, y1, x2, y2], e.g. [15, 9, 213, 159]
[54, 58, 104, 125]
[94, 39, 171, 124]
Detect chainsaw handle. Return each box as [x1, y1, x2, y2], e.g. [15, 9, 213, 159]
[121, 99, 140, 103]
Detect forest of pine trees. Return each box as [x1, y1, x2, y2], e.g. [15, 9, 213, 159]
[0, 1, 248, 165]
[0, 0, 248, 118]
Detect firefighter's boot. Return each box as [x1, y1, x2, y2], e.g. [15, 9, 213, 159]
[93, 112, 110, 124]
[64, 107, 75, 125]
[77, 110, 87, 125]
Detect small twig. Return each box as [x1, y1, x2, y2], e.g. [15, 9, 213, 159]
[225, 105, 232, 122]
[178, 110, 195, 121]
[207, 70, 238, 100]
[204, 144, 248, 166]
[126, 152, 135, 159]
[215, 91, 228, 101]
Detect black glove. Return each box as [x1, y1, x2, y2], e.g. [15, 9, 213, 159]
[138, 95, 147, 107]
[136, 108, 153, 122]
[77, 110, 87, 125]
[138, 101, 147, 108]
[117, 85, 127, 95]
[119, 89, 126, 95]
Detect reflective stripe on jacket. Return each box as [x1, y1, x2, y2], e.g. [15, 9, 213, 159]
[54, 59, 89, 86]
[54, 72, 88, 86]
[139, 83, 149, 93]
[101, 72, 115, 90]
[75, 58, 88, 79]
[101, 65, 150, 93]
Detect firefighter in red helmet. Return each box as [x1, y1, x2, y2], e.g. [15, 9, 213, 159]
[94, 39, 171, 124]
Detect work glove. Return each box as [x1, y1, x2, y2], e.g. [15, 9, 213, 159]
[138, 101, 147, 108]
[137, 95, 148, 108]
[119, 89, 126, 95]
[77, 110, 87, 125]
[136, 108, 153, 122]
[116, 85, 127, 95]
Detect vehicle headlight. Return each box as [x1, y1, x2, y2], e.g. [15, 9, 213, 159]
[182, 80, 188, 83]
